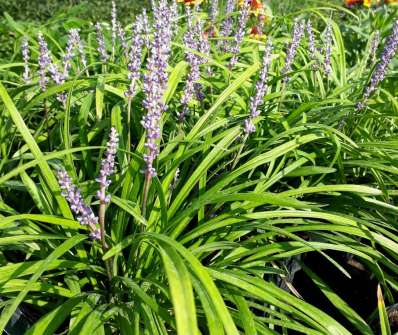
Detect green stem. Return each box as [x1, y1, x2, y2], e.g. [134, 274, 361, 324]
[99, 186, 113, 281]
[142, 172, 151, 224]
[127, 97, 132, 157]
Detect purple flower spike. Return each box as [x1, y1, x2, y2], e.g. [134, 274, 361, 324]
[244, 38, 273, 135]
[95, 23, 109, 62]
[358, 19, 398, 110]
[125, 16, 144, 98]
[229, 0, 250, 68]
[111, 0, 117, 56]
[57, 169, 100, 240]
[217, 0, 235, 51]
[22, 37, 30, 82]
[117, 23, 129, 59]
[306, 20, 318, 69]
[210, 0, 219, 23]
[141, 9, 151, 48]
[178, 7, 209, 122]
[37, 32, 52, 91]
[281, 20, 305, 83]
[96, 127, 119, 204]
[369, 30, 380, 63]
[141, 0, 173, 177]
[323, 23, 333, 75]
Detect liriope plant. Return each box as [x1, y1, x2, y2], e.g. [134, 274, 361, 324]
[0, 0, 397, 334]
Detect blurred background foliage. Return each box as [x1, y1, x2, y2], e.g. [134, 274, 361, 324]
[0, 0, 147, 23]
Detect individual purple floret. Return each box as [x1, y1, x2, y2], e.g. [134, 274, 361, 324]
[22, 37, 30, 82]
[281, 20, 305, 83]
[357, 19, 398, 110]
[37, 32, 52, 91]
[125, 17, 144, 98]
[323, 23, 333, 75]
[306, 20, 318, 69]
[57, 169, 100, 240]
[217, 0, 235, 51]
[229, 0, 250, 68]
[369, 30, 380, 63]
[111, 0, 117, 57]
[142, 0, 173, 177]
[244, 38, 273, 135]
[95, 22, 109, 62]
[96, 127, 119, 204]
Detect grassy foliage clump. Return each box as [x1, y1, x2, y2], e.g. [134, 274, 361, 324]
[0, 0, 398, 334]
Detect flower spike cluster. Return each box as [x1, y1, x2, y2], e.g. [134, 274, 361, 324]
[97, 127, 119, 204]
[95, 23, 109, 62]
[57, 128, 119, 240]
[323, 23, 333, 75]
[37, 32, 52, 91]
[229, 0, 251, 68]
[22, 37, 30, 82]
[178, 6, 208, 122]
[369, 30, 380, 63]
[111, 0, 117, 56]
[281, 20, 305, 83]
[358, 19, 398, 110]
[57, 169, 100, 240]
[244, 38, 273, 135]
[63, 29, 87, 77]
[142, 0, 173, 177]
[125, 16, 145, 98]
[217, 0, 236, 51]
[306, 20, 318, 69]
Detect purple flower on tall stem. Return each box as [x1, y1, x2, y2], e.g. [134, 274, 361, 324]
[95, 22, 109, 62]
[57, 169, 100, 240]
[244, 38, 273, 135]
[22, 37, 30, 82]
[323, 23, 333, 75]
[116, 23, 129, 60]
[229, 0, 250, 68]
[125, 18, 144, 98]
[217, 0, 235, 51]
[142, 0, 172, 178]
[357, 19, 398, 110]
[141, 0, 173, 218]
[281, 20, 305, 83]
[37, 32, 52, 91]
[141, 9, 151, 48]
[178, 6, 202, 122]
[96, 127, 119, 205]
[306, 20, 318, 69]
[111, 0, 117, 57]
[63, 31, 75, 77]
[178, 6, 210, 121]
[210, 0, 219, 23]
[369, 30, 380, 63]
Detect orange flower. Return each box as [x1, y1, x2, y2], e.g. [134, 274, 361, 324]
[344, 0, 363, 6]
[177, 0, 201, 5]
[363, 0, 372, 6]
[249, 25, 266, 40]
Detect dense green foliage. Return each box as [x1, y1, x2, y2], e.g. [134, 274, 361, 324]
[0, 0, 397, 334]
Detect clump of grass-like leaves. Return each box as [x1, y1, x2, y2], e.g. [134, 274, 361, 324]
[0, 0, 397, 334]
